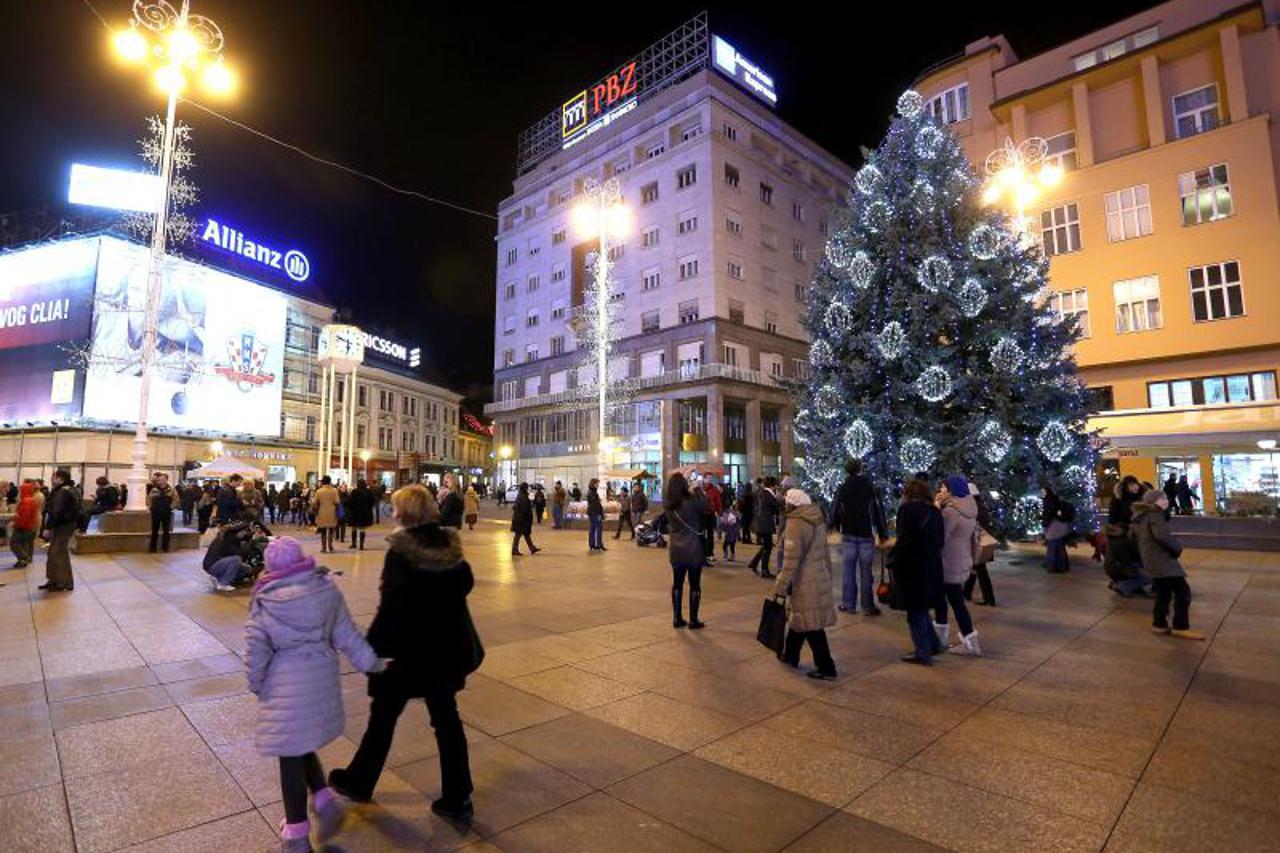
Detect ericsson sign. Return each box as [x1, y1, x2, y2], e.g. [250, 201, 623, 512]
[200, 218, 311, 283]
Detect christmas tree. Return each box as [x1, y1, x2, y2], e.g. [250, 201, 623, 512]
[793, 89, 1096, 537]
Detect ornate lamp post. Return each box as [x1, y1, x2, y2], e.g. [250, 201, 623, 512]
[110, 0, 236, 510]
[980, 137, 1064, 236]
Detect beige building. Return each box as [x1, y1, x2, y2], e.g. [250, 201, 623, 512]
[914, 0, 1280, 512]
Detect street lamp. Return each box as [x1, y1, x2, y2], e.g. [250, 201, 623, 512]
[980, 137, 1063, 236]
[110, 0, 236, 511]
[360, 448, 371, 480]
[571, 177, 631, 484]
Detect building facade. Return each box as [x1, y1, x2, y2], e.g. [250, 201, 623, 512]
[487, 21, 852, 491]
[914, 0, 1280, 513]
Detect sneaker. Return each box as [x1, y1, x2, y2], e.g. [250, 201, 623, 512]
[1151, 625, 1172, 635]
[278, 820, 312, 853]
[215, 583, 236, 592]
[431, 797, 474, 822]
[1171, 629, 1205, 641]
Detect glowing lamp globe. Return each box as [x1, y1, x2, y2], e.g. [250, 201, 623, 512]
[201, 60, 236, 97]
[154, 64, 186, 94]
[167, 27, 200, 64]
[112, 28, 148, 63]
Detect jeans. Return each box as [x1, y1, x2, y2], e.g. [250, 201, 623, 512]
[344, 688, 473, 805]
[279, 752, 326, 824]
[615, 510, 632, 538]
[782, 629, 837, 675]
[748, 532, 774, 573]
[1153, 577, 1192, 630]
[1046, 537, 1069, 572]
[906, 608, 941, 661]
[841, 536, 876, 611]
[588, 515, 604, 549]
[10, 528, 35, 566]
[963, 563, 996, 605]
[551, 504, 564, 529]
[149, 513, 172, 552]
[934, 582, 974, 636]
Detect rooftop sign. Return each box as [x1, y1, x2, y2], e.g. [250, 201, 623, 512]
[712, 35, 777, 105]
[200, 218, 311, 283]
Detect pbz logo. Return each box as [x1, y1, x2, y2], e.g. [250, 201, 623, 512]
[562, 61, 638, 139]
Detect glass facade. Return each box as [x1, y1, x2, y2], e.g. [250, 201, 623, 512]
[1212, 453, 1280, 515]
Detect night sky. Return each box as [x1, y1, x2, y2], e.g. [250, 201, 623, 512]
[1, 1, 1156, 403]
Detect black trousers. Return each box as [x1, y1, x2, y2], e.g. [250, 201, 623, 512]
[782, 629, 836, 675]
[615, 509, 632, 537]
[748, 532, 774, 571]
[512, 532, 535, 553]
[149, 514, 172, 552]
[345, 688, 473, 805]
[280, 752, 326, 824]
[1153, 576, 1192, 630]
[934, 582, 974, 636]
[963, 563, 996, 605]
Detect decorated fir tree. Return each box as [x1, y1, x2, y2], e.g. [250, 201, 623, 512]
[793, 89, 1096, 537]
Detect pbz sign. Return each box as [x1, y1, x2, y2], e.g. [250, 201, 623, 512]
[200, 218, 311, 283]
[562, 61, 638, 142]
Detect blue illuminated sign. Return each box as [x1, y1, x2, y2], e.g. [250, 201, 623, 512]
[712, 35, 777, 106]
[199, 218, 311, 282]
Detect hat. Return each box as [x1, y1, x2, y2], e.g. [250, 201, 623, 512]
[260, 536, 316, 586]
[944, 475, 970, 499]
[785, 488, 812, 507]
[1143, 489, 1166, 504]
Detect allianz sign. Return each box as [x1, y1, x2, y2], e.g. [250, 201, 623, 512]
[200, 218, 311, 283]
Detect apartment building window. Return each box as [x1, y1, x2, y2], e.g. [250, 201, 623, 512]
[505, 247, 517, 266]
[1113, 276, 1162, 333]
[1043, 131, 1078, 171]
[723, 122, 738, 142]
[1050, 288, 1090, 337]
[552, 228, 566, 245]
[525, 344, 538, 362]
[646, 141, 665, 159]
[526, 309, 539, 328]
[791, 359, 811, 381]
[641, 182, 659, 204]
[792, 201, 805, 222]
[728, 299, 745, 324]
[1040, 202, 1081, 255]
[527, 274, 540, 293]
[503, 315, 516, 335]
[307, 372, 319, 394]
[676, 164, 698, 189]
[502, 348, 515, 367]
[678, 255, 699, 280]
[551, 299, 566, 320]
[721, 341, 745, 367]
[681, 121, 702, 142]
[794, 283, 807, 302]
[759, 183, 773, 205]
[524, 375, 542, 398]
[677, 342, 703, 379]
[1073, 26, 1157, 71]
[610, 155, 631, 175]
[763, 311, 779, 333]
[527, 239, 541, 258]
[503, 282, 516, 300]
[762, 353, 784, 379]
[792, 240, 807, 263]
[499, 380, 516, 403]
[549, 335, 565, 356]
[926, 83, 970, 124]
[725, 211, 743, 236]
[551, 262, 566, 283]
[1178, 164, 1232, 225]
[1189, 261, 1244, 322]
[642, 226, 660, 248]
[724, 164, 740, 188]
[677, 211, 698, 234]
[641, 310, 660, 333]
[305, 415, 317, 443]
[607, 244, 624, 262]
[1149, 371, 1276, 408]
[642, 268, 661, 291]
[1104, 185, 1152, 241]
[358, 384, 368, 406]
[678, 300, 700, 324]
[549, 370, 567, 393]
[1173, 84, 1220, 139]
[727, 256, 744, 280]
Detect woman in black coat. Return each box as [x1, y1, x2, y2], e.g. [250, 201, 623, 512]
[893, 479, 946, 666]
[438, 474, 464, 530]
[346, 479, 376, 550]
[329, 484, 481, 822]
[510, 483, 539, 555]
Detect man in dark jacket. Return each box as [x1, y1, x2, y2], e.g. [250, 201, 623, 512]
[629, 484, 649, 532]
[1131, 490, 1204, 640]
[146, 473, 175, 553]
[747, 478, 779, 579]
[215, 474, 244, 525]
[510, 484, 539, 556]
[831, 459, 888, 615]
[81, 475, 121, 531]
[180, 482, 200, 526]
[41, 469, 79, 591]
[347, 480, 376, 549]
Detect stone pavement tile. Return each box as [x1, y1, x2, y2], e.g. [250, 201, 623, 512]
[457, 676, 572, 737]
[161, 672, 249, 705]
[179, 691, 259, 747]
[823, 677, 983, 732]
[764, 699, 943, 765]
[471, 642, 565, 680]
[56, 707, 209, 779]
[212, 628, 248, 658]
[212, 734, 356, 806]
[0, 642, 43, 688]
[608, 754, 834, 853]
[124, 623, 231, 665]
[949, 707, 1156, 779]
[848, 768, 1108, 853]
[0, 680, 46, 709]
[39, 638, 147, 681]
[1162, 692, 1280, 771]
[50, 683, 174, 730]
[695, 722, 895, 807]
[118, 809, 276, 852]
[1141, 740, 1280, 817]
[489, 791, 720, 853]
[652, 671, 807, 721]
[635, 632, 764, 672]
[991, 681, 1177, 739]
[1105, 781, 1280, 853]
[584, 692, 746, 752]
[45, 665, 158, 702]
[0, 700, 52, 742]
[64, 754, 250, 853]
[506, 665, 645, 711]
[341, 702, 464, 769]
[571, 648, 697, 690]
[0, 730, 61, 797]
[717, 654, 863, 699]
[907, 733, 1135, 825]
[400, 739, 591, 836]
[31, 605, 116, 637]
[0, 783, 75, 853]
[150, 652, 244, 684]
[781, 811, 950, 852]
[1211, 613, 1280, 655]
[1191, 647, 1280, 706]
[500, 713, 680, 788]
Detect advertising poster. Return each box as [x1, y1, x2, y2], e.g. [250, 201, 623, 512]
[83, 237, 286, 436]
[0, 238, 98, 421]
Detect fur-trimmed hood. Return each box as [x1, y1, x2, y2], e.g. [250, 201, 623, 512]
[388, 523, 464, 570]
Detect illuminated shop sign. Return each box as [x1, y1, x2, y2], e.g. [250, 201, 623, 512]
[712, 35, 777, 105]
[200, 218, 311, 283]
[561, 61, 639, 150]
[361, 332, 421, 368]
[67, 163, 162, 213]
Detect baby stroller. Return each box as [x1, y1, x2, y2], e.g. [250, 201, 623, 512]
[634, 518, 667, 548]
[203, 520, 269, 591]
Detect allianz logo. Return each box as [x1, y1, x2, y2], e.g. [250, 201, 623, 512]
[201, 218, 311, 282]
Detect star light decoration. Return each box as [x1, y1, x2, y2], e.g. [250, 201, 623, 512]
[843, 419, 873, 458]
[915, 366, 953, 402]
[989, 337, 1025, 373]
[899, 437, 936, 471]
[977, 420, 1012, 463]
[917, 255, 953, 293]
[1037, 420, 1074, 462]
[875, 321, 907, 360]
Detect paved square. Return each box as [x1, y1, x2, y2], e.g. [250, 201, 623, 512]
[1, 514, 1278, 852]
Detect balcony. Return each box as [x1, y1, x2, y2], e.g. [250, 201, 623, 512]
[484, 362, 785, 415]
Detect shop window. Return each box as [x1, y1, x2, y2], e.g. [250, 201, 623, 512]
[1148, 371, 1277, 408]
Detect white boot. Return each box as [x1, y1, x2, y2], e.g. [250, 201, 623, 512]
[949, 631, 982, 656]
[932, 622, 950, 649]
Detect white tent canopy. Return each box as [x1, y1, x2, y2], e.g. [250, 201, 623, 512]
[191, 455, 266, 480]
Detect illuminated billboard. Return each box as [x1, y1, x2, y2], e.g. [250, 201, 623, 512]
[82, 238, 287, 436]
[712, 36, 777, 105]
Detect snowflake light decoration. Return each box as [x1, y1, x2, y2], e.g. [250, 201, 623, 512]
[1062, 464, 1091, 492]
[814, 384, 843, 420]
[848, 251, 875, 290]
[968, 223, 1002, 260]
[956, 279, 987, 318]
[915, 366, 953, 402]
[917, 255, 953, 293]
[1036, 420, 1074, 462]
[863, 199, 891, 232]
[874, 321, 907, 360]
[914, 124, 945, 159]
[843, 419, 873, 458]
[824, 240, 852, 270]
[989, 337, 1024, 373]
[854, 164, 883, 196]
[899, 437, 936, 471]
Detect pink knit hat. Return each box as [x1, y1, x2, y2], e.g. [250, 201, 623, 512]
[259, 536, 316, 586]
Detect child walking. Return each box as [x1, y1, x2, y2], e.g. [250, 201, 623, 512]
[246, 537, 387, 852]
[1131, 490, 1204, 641]
[718, 506, 740, 562]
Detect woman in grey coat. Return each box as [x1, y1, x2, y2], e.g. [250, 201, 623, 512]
[934, 475, 982, 656]
[245, 536, 385, 852]
[771, 488, 838, 679]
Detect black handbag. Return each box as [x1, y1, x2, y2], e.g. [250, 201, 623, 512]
[877, 550, 904, 610]
[756, 595, 787, 653]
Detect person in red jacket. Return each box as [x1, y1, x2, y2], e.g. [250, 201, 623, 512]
[10, 481, 39, 569]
